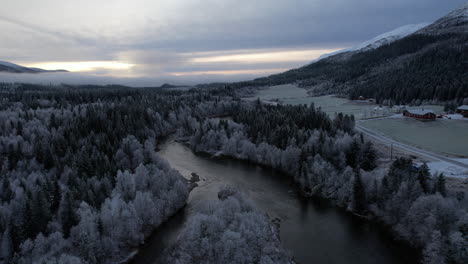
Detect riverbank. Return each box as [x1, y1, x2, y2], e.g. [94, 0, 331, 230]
[181, 137, 423, 251]
[130, 139, 420, 264]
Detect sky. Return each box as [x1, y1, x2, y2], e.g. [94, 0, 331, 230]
[0, 0, 465, 86]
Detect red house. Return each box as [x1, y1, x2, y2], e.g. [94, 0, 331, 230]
[403, 109, 436, 121]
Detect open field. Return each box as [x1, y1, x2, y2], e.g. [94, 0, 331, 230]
[252, 84, 447, 120]
[255, 84, 308, 100]
[252, 84, 376, 119]
[360, 118, 468, 157]
[283, 95, 374, 119]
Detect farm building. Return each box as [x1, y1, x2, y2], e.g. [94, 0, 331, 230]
[403, 109, 436, 121]
[456, 105, 468, 117]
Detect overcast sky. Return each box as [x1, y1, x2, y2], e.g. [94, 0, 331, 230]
[0, 0, 465, 86]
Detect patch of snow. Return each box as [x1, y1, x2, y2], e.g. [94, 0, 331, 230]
[456, 159, 468, 166]
[309, 48, 353, 63]
[444, 2, 468, 21]
[445, 114, 466, 120]
[388, 114, 403, 118]
[353, 23, 430, 51]
[417, 3, 468, 35]
[310, 23, 429, 64]
[424, 161, 468, 179]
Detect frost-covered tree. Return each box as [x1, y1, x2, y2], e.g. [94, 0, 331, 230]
[164, 188, 293, 264]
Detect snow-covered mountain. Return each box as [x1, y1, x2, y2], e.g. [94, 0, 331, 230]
[255, 3, 466, 101]
[417, 2, 468, 35]
[312, 23, 429, 63]
[0, 61, 67, 73]
[353, 23, 430, 51]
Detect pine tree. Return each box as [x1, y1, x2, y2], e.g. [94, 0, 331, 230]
[20, 194, 35, 240]
[360, 142, 377, 171]
[433, 173, 447, 197]
[352, 169, 366, 214]
[51, 179, 62, 213]
[33, 188, 52, 235]
[0, 176, 12, 203]
[60, 192, 78, 238]
[346, 139, 361, 169]
[417, 163, 431, 193]
[0, 226, 13, 261]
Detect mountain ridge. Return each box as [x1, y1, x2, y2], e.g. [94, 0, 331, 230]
[0, 61, 68, 73]
[231, 3, 467, 105]
[311, 23, 430, 64]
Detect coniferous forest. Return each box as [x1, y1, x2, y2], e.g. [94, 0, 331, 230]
[0, 83, 466, 264]
[1, 2, 467, 264]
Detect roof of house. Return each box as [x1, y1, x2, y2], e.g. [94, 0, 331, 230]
[457, 105, 468, 110]
[405, 109, 435, 115]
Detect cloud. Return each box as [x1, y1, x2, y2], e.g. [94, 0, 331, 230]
[0, 71, 270, 87]
[0, 0, 465, 84]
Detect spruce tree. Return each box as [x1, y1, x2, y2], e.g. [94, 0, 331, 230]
[0, 226, 13, 261]
[346, 139, 361, 169]
[0, 176, 12, 203]
[433, 173, 447, 197]
[417, 163, 431, 193]
[360, 142, 377, 171]
[352, 169, 366, 214]
[60, 192, 78, 238]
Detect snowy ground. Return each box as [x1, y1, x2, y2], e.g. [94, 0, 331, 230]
[360, 118, 468, 157]
[250, 84, 447, 120]
[424, 160, 468, 179]
[445, 114, 466, 120]
[360, 125, 468, 180]
[254, 84, 308, 100]
[249, 84, 376, 119]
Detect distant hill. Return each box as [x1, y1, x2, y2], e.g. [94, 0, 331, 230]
[159, 83, 179, 89]
[0, 61, 68, 73]
[235, 3, 468, 105]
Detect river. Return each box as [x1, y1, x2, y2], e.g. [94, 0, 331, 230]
[131, 140, 418, 264]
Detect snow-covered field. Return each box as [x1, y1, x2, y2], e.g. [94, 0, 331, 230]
[251, 85, 376, 119]
[425, 160, 468, 179]
[255, 84, 308, 100]
[361, 118, 468, 157]
[251, 84, 446, 120]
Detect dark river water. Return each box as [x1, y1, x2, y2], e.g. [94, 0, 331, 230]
[131, 140, 418, 264]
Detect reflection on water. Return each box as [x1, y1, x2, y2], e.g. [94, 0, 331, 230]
[131, 140, 418, 264]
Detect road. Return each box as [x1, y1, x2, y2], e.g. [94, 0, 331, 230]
[356, 124, 468, 169]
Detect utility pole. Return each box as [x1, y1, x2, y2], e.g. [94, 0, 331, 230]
[390, 144, 393, 161]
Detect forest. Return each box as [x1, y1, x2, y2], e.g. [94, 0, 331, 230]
[181, 100, 467, 264]
[0, 83, 466, 264]
[163, 187, 293, 264]
[0, 83, 242, 263]
[215, 32, 468, 106]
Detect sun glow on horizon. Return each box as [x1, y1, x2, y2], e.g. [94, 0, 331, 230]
[25, 61, 135, 72]
[190, 48, 341, 64]
[21, 47, 344, 77]
[170, 68, 288, 76]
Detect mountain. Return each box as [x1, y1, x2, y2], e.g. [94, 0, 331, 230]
[312, 23, 429, 63]
[353, 23, 431, 51]
[417, 2, 468, 35]
[239, 3, 468, 105]
[0, 61, 68, 73]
